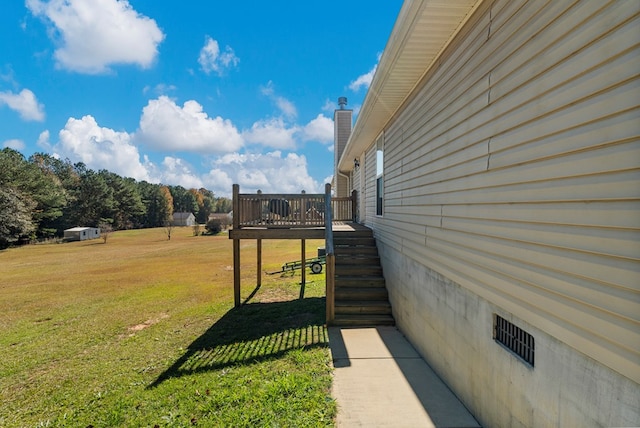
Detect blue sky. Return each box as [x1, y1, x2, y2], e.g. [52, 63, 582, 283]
[0, 0, 402, 197]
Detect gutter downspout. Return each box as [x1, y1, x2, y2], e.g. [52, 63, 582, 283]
[337, 170, 351, 196]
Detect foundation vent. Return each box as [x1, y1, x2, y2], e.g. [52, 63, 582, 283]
[494, 314, 535, 366]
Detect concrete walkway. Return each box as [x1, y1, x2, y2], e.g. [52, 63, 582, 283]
[328, 326, 480, 428]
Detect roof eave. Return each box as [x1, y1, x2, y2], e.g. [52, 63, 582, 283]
[338, 0, 483, 173]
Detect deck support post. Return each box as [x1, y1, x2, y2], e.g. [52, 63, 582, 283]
[300, 239, 306, 298]
[232, 184, 241, 307]
[257, 239, 262, 289]
[233, 238, 240, 307]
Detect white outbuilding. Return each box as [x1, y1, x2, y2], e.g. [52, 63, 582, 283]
[64, 227, 101, 241]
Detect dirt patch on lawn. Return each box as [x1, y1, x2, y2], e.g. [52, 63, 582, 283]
[126, 313, 169, 336]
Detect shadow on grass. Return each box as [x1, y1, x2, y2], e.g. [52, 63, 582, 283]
[148, 297, 327, 388]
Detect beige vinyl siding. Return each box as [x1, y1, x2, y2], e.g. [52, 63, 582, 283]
[368, 0, 640, 383]
[363, 145, 378, 226]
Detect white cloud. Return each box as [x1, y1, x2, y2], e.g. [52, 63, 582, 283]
[198, 36, 239, 76]
[301, 114, 334, 144]
[27, 0, 164, 74]
[137, 96, 243, 153]
[143, 83, 177, 96]
[0, 89, 45, 121]
[204, 151, 321, 196]
[37, 130, 51, 150]
[2, 139, 26, 151]
[243, 117, 298, 149]
[242, 113, 333, 150]
[322, 99, 336, 112]
[349, 62, 378, 92]
[159, 157, 203, 189]
[261, 81, 297, 119]
[55, 115, 153, 181]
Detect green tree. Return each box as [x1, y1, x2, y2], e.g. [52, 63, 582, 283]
[67, 169, 115, 227]
[100, 171, 145, 229]
[170, 185, 198, 216]
[0, 149, 67, 238]
[0, 187, 36, 248]
[137, 181, 171, 228]
[214, 197, 232, 213]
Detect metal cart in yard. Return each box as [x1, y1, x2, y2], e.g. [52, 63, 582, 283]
[267, 255, 326, 275]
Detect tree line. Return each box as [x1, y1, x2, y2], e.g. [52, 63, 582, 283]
[0, 148, 231, 248]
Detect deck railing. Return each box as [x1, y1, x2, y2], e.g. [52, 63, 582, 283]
[231, 184, 355, 324]
[232, 184, 356, 228]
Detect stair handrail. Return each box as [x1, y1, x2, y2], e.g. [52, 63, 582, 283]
[324, 183, 335, 324]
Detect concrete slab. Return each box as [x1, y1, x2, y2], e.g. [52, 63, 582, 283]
[329, 326, 480, 428]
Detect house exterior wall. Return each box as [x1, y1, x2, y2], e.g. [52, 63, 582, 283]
[354, 1, 639, 426]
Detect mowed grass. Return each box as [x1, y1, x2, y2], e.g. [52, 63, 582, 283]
[0, 228, 334, 427]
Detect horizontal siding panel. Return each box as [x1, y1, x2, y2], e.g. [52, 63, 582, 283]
[442, 217, 640, 261]
[384, 203, 442, 217]
[426, 226, 638, 292]
[489, 69, 640, 153]
[489, 141, 639, 183]
[443, 200, 640, 230]
[399, 135, 489, 176]
[389, 144, 489, 191]
[398, 143, 639, 200]
[381, 220, 427, 249]
[383, 211, 439, 229]
[489, 2, 639, 103]
[489, 107, 639, 169]
[392, 157, 489, 193]
[395, 85, 489, 168]
[468, 66, 639, 153]
[399, 168, 640, 206]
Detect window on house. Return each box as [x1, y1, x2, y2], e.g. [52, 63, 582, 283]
[376, 133, 384, 216]
[494, 314, 535, 366]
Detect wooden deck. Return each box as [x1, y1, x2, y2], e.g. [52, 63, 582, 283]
[230, 184, 371, 324]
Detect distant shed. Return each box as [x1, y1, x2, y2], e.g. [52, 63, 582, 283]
[172, 212, 196, 226]
[64, 227, 100, 241]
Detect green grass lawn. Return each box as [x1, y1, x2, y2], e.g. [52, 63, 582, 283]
[0, 228, 334, 427]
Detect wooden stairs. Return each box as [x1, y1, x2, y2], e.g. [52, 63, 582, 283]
[332, 226, 395, 326]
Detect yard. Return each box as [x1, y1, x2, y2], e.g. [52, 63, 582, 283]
[0, 228, 334, 427]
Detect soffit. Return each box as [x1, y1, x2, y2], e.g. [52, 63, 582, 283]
[339, 0, 481, 172]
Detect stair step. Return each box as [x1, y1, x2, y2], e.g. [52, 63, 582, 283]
[332, 314, 395, 327]
[334, 237, 376, 247]
[336, 254, 380, 264]
[335, 300, 392, 315]
[335, 276, 386, 288]
[335, 287, 389, 300]
[335, 246, 379, 256]
[334, 230, 373, 238]
[336, 264, 382, 275]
